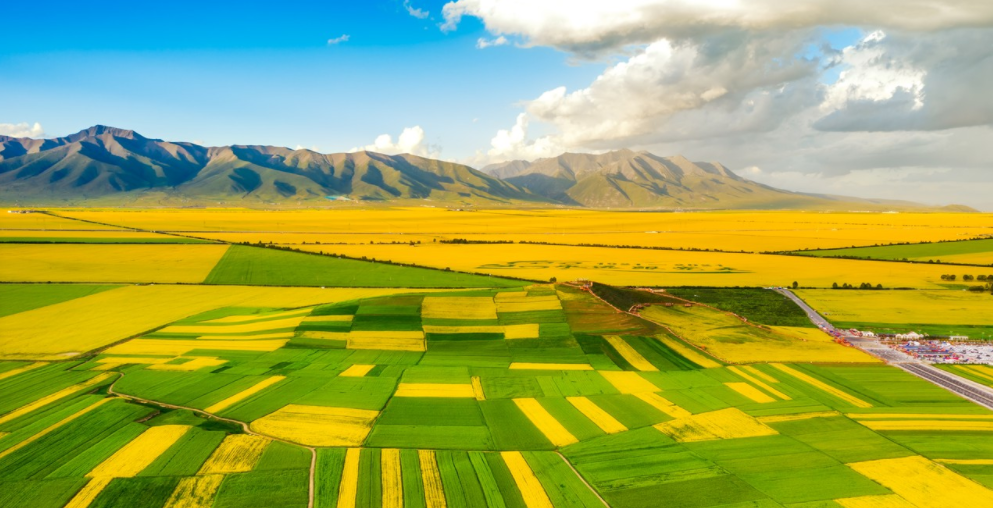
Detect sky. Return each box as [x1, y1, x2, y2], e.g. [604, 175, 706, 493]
[1, 1, 991, 209]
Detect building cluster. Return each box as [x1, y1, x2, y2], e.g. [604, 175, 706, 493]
[894, 340, 993, 364]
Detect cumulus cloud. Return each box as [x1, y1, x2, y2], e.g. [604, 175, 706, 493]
[486, 113, 564, 163]
[0, 122, 45, 138]
[476, 35, 508, 48]
[442, 0, 993, 54]
[350, 126, 441, 158]
[327, 34, 350, 45]
[404, 1, 429, 19]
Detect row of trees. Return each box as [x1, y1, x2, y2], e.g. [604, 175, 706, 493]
[940, 274, 992, 281]
[832, 282, 884, 290]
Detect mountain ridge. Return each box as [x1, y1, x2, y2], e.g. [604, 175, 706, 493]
[0, 126, 975, 211]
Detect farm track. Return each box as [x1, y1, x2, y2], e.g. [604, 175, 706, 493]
[107, 373, 317, 508]
[778, 288, 993, 411]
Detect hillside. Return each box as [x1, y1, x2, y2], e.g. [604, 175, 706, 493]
[0, 127, 968, 210]
[0, 126, 544, 206]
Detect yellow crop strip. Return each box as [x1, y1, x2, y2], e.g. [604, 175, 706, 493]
[206, 308, 313, 324]
[419, 450, 447, 508]
[509, 363, 593, 371]
[655, 408, 778, 442]
[163, 474, 225, 508]
[501, 451, 554, 508]
[149, 357, 227, 371]
[770, 364, 873, 408]
[161, 316, 307, 335]
[198, 434, 271, 474]
[604, 335, 658, 371]
[632, 392, 691, 419]
[421, 324, 540, 339]
[724, 382, 776, 404]
[108, 338, 289, 356]
[337, 448, 362, 508]
[339, 364, 376, 377]
[63, 477, 114, 508]
[0, 244, 229, 283]
[381, 449, 403, 508]
[0, 398, 112, 461]
[0, 362, 46, 381]
[471, 376, 486, 401]
[93, 357, 172, 370]
[513, 398, 578, 447]
[600, 371, 659, 394]
[250, 404, 379, 447]
[848, 456, 993, 508]
[495, 296, 562, 313]
[348, 337, 426, 352]
[205, 375, 285, 414]
[567, 397, 627, 434]
[394, 383, 476, 398]
[848, 413, 993, 420]
[89, 425, 190, 477]
[858, 420, 993, 431]
[757, 411, 841, 423]
[655, 337, 721, 368]
[503, 324, 541, 339]
[727, 366, 791, 400]
[935, 459, 993, 465]
[194, 332, 296, 341]
[835, 495, 916, 508]
[740, 365, 780, 384]
[959, 365, 993, 383]
[303, 315, 353, 322]
[0, 372, 114, 425]
[421, 297, 497, 320]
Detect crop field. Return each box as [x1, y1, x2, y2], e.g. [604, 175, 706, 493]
[796, 238, 993, 266]
[3, 208, 993, 507]
[795, 289, 993, 338]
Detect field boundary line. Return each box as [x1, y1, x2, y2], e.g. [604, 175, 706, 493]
[554, 452, 610, 507]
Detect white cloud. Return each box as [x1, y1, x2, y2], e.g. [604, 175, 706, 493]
[350, 126, 441, 158]
[486, 113, 565, 163]
[404, 1, 429, 19]
[0, 122, 45, 138]
[476, 35, 508, 48]
[327, 34, 350, 45]
[442, 0, 993, 54]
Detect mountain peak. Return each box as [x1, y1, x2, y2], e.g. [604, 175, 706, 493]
[67, 125, 146, 142]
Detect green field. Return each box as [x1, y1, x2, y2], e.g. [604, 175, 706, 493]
[0, 284, 119, 318]
[204, 245, 528, 288]
[795, 238, 993, 265]
[664, 287, 816, 327]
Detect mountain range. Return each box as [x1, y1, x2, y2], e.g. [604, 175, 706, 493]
[0, 126, 970, 211]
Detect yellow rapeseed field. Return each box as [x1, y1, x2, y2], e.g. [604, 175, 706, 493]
[0, 211, 125, 230]
[795, 289, 993, 326]
[724, 382, 776, 404]
[63, 477, 114, 508]
[206, 308, 313, 324]
[381, 449, 403, 508]
[163, 474, 225, 508]
[0, 229, 177, 240]
[756, 411, 841, 423]
[726, 366, 791, 400]
[299, 330, 426, 351]
[198, 434, 271, 474]
[161, 315, 307, 335]
[604, 335, 658, 371]
[600, 371, 660, 394]
[567, 396, 627, 434]
[641, 306, 876, 364]
[472, 376, 486, 401]
[654, 408, 778, 442]
[107, 338, 289, 356]
[205, 376, 286, 413]
[494, 295, 561, 313]
[421, 296, 497, 320]
[421, 324, 540, 339]
[501, 451, 554, 508]
[338, 448, 361, 508]
[149, 357, 228, 371]
[655, 337, 722, 368]
[847, 456, 993, 508]
[770, 364, 873, 408]
[394, 383, 476, 398]
[339, 364, 376, 377]
[250, 404, 379, 447]
[93, 357, 172, 370]
[513, 398, 578, 447]
[418, 450, 446, 508]
[58, 209, 992, 253]
[0, 244, 229, 283]
[88, 425, 190, 478]
[0, 285, 408, 360]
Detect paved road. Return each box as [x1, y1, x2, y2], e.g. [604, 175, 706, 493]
[774, 288, 993, 411]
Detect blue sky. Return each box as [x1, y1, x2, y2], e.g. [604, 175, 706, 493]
[0, 1, 600, 157]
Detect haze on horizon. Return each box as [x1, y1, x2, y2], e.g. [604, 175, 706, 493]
[1, 1, 991, 209]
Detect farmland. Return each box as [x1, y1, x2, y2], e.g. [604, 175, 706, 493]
[795, 238, 993, 266]
[2, 208, 993, 507]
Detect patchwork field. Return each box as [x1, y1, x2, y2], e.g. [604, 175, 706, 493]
[796, 238, 993, 266]
[2, 208, 992, 508]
